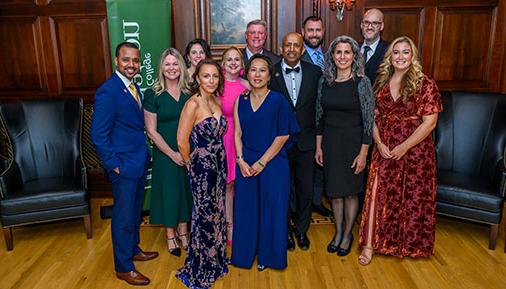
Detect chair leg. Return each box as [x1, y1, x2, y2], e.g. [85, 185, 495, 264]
[83, 214, 92, 239]
[3, 227, 13, 251]
[489, 224, 498, 250]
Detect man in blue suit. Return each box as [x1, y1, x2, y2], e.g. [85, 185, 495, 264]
[91, 42, 158, 286]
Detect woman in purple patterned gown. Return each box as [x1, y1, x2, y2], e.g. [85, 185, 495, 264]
[176, 59, 228, 289]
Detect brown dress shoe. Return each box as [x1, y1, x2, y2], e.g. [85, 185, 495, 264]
[133, 250, 159, 261]
[116, 270, 150, 285]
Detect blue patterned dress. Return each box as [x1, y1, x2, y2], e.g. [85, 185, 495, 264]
[176, 115, 229, 289]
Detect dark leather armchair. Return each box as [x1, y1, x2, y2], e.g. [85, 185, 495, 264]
[0, 99, 91, 250]
[435, 92, 506, 250]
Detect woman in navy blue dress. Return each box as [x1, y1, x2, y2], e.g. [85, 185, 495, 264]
[176, 59, 228, 289]
[231, 54, 299, 271]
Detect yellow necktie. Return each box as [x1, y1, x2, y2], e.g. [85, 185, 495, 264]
[128, 83, 141, 109]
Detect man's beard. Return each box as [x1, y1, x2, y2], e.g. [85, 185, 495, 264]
[304, 37, 324, 49]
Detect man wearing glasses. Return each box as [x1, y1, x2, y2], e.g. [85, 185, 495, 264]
[360, 8, 389, 84]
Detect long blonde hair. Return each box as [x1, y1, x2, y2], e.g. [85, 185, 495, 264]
[152, 48, 191, 96]
[373, 36, 424, 103]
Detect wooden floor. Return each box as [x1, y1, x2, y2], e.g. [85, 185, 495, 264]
[1, 198, 505, 289]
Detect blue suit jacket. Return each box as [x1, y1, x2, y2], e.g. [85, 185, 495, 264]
[91, 73, 150, 179]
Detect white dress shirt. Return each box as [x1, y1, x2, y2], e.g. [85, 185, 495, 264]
[281, 60, 302, 106]
[361, 38, 380, 63]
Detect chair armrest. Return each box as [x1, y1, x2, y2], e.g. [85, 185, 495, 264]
[496, 151, 506, 198]
[0, 162, 23, 198]
[500, 170, 505, 198]
[81, 165, 88, 191]
[75, 156, 88, 191]
[499, 155, 505, 198]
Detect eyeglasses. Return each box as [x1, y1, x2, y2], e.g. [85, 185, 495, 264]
[361, 20, 382, 27]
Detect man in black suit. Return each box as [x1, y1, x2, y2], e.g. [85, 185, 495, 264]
[300, 15, 333, 218]
[269, 32, 322, 251]
[242, 19, 280, 64]
[360, 8, 389, 84]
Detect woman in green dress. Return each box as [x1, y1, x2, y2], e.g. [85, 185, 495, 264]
[144, 48, 193, 256]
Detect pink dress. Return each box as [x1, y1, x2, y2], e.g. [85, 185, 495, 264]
[219, 78, 246, 184]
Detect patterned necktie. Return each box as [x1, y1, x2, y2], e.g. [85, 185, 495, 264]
[363, 46, 372, 63]
[314, 51, 324, 70]
[128, 83, 141, 109]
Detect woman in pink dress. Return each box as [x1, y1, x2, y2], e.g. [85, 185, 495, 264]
[219, 47, 250, 245]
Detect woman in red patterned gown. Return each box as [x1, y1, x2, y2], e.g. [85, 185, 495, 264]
[358, 36, 442, 265]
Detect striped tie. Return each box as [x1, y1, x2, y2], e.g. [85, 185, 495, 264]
[363, 46, 372, 63]
[128, 83, 141, 109]
[314, 51, 324, 70]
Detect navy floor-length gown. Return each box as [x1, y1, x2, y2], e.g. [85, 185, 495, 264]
[231, 90, 299, 270]
[176, 115, 229, 289]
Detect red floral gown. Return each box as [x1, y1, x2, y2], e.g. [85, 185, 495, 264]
[359, 75, 442, 258]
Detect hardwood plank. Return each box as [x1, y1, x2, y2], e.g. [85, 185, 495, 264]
[0, 199, 505, 289]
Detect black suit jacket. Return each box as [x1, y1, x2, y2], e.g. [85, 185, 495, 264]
[364, 39, 389, 85]
[269, 61, 322, 151]
[301, 50, 314, 65]
[242, 47, 281, 64]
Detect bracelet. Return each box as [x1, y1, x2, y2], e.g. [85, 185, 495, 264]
[236, 155, 243, 160]
[258, 160, 265, 168]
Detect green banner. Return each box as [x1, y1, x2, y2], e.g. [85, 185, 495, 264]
[106, 0, 172, 93]
[106, 0, 172, 212]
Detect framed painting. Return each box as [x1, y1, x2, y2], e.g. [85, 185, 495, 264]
[210, 0, 261, 44]
[197, 0, 275, 57]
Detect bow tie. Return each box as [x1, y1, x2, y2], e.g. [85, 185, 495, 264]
[285, 66, 300, 74]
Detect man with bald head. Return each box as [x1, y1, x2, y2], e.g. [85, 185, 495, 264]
[360, 8, 389, 84]
[269, 32, 322, 251]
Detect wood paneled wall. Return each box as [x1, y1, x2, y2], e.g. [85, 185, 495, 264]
[174, 0, 506, 93]
[359, 0, 506, 92]
[0, 0, 111, 194]
[0, 0, 111, 102]
[318, 0, 506, 92]
[0, 0, 504, 98]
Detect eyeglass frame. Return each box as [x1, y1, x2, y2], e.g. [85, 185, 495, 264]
[361, 20, 383, 28]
